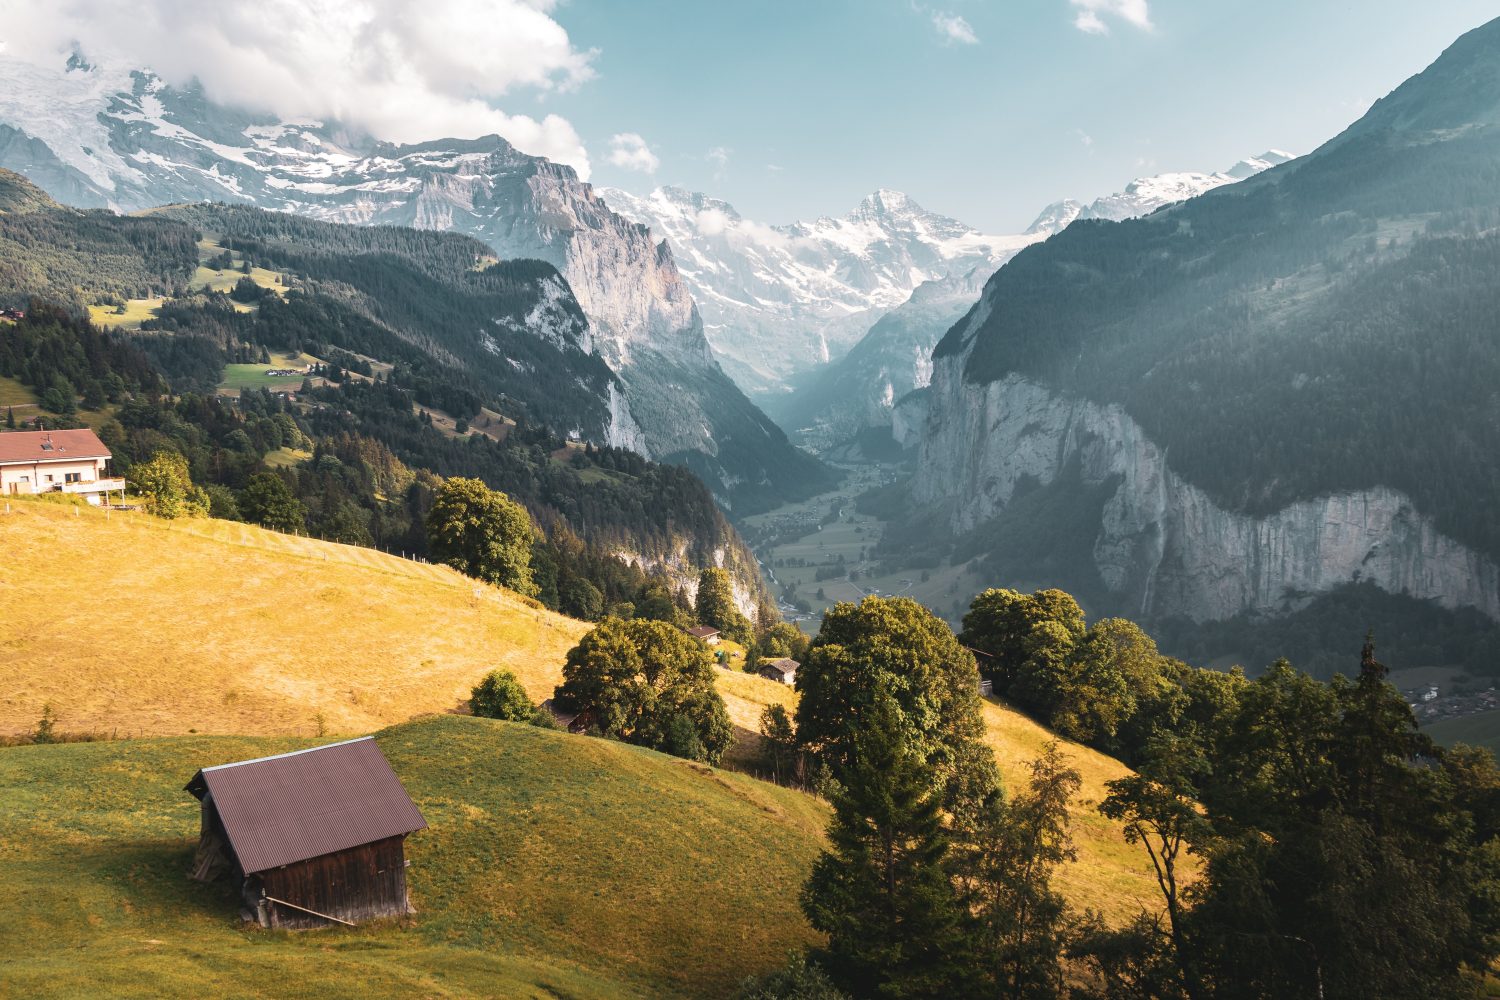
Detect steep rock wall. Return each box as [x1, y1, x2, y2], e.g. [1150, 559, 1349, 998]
[914, 348, 1500, 622]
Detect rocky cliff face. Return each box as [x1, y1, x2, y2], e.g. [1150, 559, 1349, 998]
[0, 60, 829, 509]
[774, 264, 993, 447]
[913, 329, 1500, 621]
[767, 154, 1294, 450]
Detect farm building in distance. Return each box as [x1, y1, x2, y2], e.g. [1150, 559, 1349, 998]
[759, 658, 799, 686]
[0, 429, 126, 504]
[185, 737, 427, 929]
[687, 625, 721, 645]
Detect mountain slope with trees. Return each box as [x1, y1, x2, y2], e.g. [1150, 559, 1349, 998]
[905, 17, 1500, 627]
[0, 175, 772, 613]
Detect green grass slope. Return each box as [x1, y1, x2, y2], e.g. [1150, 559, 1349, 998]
[1427, 709, 1500, 755]
[0, 715, 828, 1000]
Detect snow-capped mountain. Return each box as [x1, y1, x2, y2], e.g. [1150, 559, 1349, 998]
[0, 56, 832, 510]
[1023, 151, 1296, 234]
[771, 152, 1296, 448]
[603, 154, 1294, 401]
[600, 185, 1035, 398]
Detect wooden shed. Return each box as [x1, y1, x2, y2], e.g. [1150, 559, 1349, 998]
[185, 736, 427, 929]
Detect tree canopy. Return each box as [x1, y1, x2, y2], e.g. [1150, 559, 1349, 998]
[469, 669, 535, 723]
[553, 617, 732, 765]
[696, 567, 752, 644]
[425, 476, 538, 596]
[796, 596, 999, 831]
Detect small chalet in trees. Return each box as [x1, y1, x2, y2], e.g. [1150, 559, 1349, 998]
[759, 657, 799, 686]
[185, 737, 427, 929]
[687, 625, 721, 646]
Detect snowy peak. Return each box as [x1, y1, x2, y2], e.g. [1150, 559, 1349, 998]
[603, 182, 1032, 395]
[1024, 151, 1295, 235]
[1225, 149, 1296, 179]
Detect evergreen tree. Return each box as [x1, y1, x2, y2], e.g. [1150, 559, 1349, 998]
[801, 691, 974, 999]
[697, 567, 753, 643]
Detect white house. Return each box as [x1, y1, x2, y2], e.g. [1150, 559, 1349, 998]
[0, 429, 126, 505]
[687, 625, 722, 646]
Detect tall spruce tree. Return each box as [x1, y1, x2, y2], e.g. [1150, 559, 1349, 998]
[801, 691, 974, 999]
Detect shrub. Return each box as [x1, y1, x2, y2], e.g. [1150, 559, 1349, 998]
[469, 669, 535, 722]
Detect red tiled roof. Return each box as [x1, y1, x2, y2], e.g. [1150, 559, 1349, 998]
[185, 737, 427, 874]
[0, 429, 111, 464]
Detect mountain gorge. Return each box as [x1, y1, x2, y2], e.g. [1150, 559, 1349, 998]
[898, 18, 1500, 626]
[0, 168, 771, 613]
[0, 58, 831, 512]
[764, 154, 1292, 448]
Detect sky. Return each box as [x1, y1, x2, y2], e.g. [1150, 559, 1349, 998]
[3, 0, 1497, 232]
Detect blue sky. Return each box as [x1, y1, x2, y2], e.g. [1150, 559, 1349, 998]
[529, 0, 1498, 231]
[7, 0, 1495, 233]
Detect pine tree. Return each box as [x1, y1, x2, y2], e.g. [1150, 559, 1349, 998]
[801, 692, 974, 999]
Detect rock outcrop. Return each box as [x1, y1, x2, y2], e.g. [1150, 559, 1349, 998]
[913, 329, 1500, 621]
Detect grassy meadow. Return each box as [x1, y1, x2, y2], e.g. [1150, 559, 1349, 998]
[0, 715, 828, 999]
[218, 351, 326, 395]
[0, 495, 1174, 967]
[1427, 709, 1500, 755]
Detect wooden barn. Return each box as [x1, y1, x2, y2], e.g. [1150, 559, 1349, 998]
[185, 736, 427, 929]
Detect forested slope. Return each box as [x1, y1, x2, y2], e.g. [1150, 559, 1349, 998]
[936, 21, 1500, 560]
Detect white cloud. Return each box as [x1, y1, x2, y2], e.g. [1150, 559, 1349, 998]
[694, 207, 790, 249]
[0, 0, 598, 177]
[1074, 129, 1094, 148]
[607, 132, 659, 173]
[695, 207, 731, 237]
[931, 11, 979, 45]
[706, 145, 731, 180]
[1069, 0, 1152, 34]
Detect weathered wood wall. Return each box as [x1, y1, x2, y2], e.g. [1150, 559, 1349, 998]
[250, 835, 410, 929]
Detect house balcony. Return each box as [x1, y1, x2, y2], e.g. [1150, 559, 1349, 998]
[59, 477, 127, 494]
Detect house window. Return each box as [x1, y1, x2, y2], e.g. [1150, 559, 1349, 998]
[65, 473, 81, 484]
[44, 474, 54, 483]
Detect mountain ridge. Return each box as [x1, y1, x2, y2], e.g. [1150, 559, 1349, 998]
[903, 15, 1500, 625]
[0, 58, 833, 512]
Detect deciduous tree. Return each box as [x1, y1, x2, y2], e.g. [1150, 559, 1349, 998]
[469, 669, 534, 722]
[425, 476, 538, 596]
[553, 617, 732, 764]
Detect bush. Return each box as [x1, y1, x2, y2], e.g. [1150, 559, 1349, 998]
[734, 953, 849, 1000]
[469, 669, 535, 722]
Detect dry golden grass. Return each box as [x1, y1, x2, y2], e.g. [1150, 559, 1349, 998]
[980, 698, 1175, 924]
[0, 499, 586, 738]
[0, 498, 1172, 921]
[0, 500, 789, 749]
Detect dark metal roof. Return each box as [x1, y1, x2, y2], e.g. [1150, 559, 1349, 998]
[185, 737, 426, 874]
